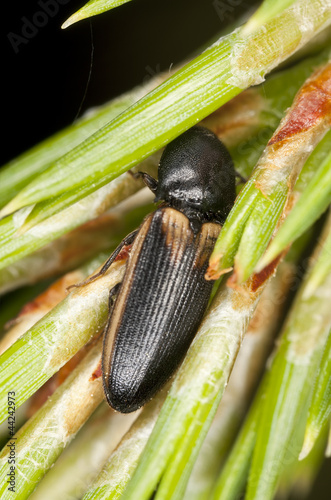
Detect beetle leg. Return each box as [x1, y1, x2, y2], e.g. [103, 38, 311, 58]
[108, 282, 121, 313]
[128, 170, 158, 193]
[67, 229, 138, 292]
[235, 170, 247, 185]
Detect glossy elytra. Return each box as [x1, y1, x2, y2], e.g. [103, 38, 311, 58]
[76, 126, 236, 413]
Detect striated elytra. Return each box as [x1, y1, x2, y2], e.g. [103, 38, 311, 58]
[81, 126, 236, 413]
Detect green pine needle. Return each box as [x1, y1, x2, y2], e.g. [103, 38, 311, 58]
[62, 0, 132, 29]
[257, 131, 331, 271]
[2, 0, 330, 220]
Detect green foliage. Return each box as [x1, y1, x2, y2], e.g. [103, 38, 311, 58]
[1, 1, 331, 499]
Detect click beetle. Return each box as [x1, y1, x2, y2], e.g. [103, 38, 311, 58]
[79, 125, 236, 413]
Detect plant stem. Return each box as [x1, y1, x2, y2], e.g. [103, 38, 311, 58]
[257, 130, 331, 271]
[82, 389, 167, 500]
[183, 259, 296, 500]
[0, 339, 104, 500]
[208, 59, 331, 283]
[29, 403, 136, 500]
[246, 212, 331, 500]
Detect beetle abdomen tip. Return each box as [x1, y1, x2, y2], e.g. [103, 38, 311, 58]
[104, 374, 150, 413]
[108, 395, 143, 414]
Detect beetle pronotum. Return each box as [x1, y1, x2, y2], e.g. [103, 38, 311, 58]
[76, 125, 236, 413]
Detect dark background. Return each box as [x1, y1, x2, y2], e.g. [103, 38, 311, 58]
[2, 0, 330, 498]
[2, 0, 255, 165]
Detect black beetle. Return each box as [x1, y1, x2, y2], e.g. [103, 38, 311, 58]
[78, 126, 236, 413]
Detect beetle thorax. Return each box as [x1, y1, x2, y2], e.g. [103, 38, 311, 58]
[154, 126, 236, 222]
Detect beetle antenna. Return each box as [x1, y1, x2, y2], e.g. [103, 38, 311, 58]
[128, 170, 158, 193]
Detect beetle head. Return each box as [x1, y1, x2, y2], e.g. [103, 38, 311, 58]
[155, 126, 236, 222]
